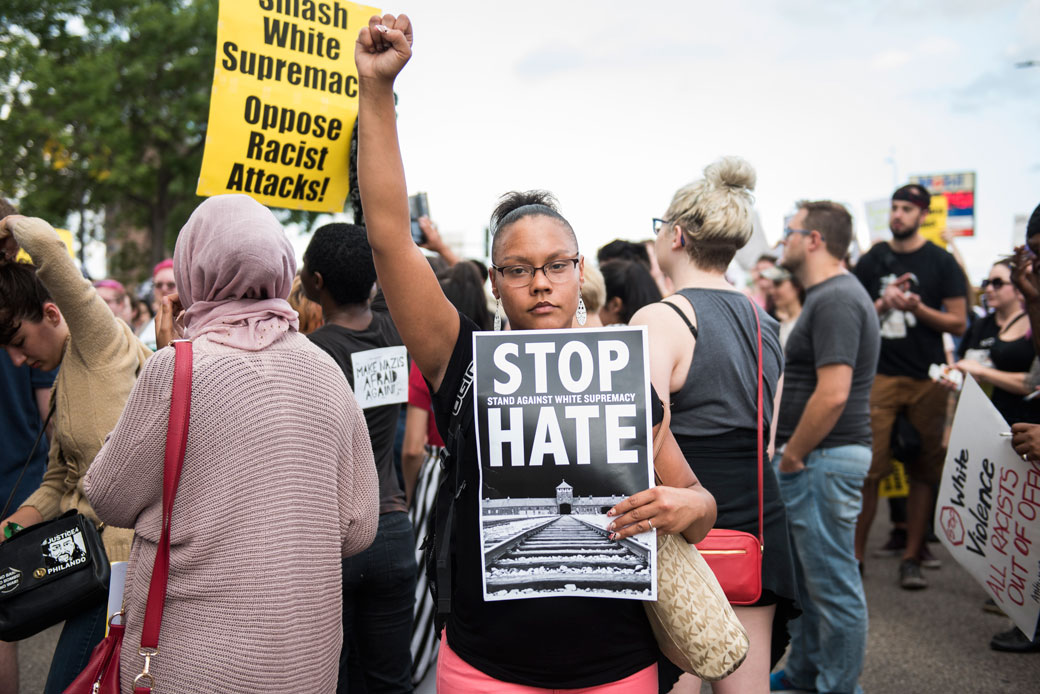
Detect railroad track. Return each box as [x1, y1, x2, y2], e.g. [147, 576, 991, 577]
[484, 515, 651, 594]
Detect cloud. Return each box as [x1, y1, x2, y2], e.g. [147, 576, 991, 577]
[872, 49, 913, 70]
[949, 66, 1040, 111]
[919, 36, 960, 57]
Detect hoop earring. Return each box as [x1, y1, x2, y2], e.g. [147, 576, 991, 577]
[576, 295, 587, 326]
[494, 298, 502, 331]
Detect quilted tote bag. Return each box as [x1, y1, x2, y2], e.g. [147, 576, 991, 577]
[646, 532, 750, 680]
[643, 391, 749, 680]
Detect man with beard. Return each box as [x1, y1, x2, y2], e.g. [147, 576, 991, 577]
[852, 184, 966, 590]
[770, 201, 879, 694]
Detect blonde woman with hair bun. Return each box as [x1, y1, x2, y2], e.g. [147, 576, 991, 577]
[631, 157, 799, 694]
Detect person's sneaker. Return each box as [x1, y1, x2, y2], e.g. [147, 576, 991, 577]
[769, 670, 816, 692]
[899, 558, 927, 590]
[873, 527, 907, 557]
[990, 626, 1040, 653]
[918, 543, 942, 569]
[983, 598, 1007, 616]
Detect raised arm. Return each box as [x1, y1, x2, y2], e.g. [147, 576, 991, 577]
[1, 215, 145, 367]
[355, 14, 459, 392]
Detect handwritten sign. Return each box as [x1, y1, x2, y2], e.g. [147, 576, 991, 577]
[936, 377, 1040, 638]
[864, 199, 891, 244]
[473, 327, 656, 602]
[351, 345, 407, 409]
[197, 0, 379, 211]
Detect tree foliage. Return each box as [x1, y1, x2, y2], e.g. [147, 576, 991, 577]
[0, 0, 218, 276]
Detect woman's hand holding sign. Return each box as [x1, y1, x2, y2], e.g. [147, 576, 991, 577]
[607, 485, 714, 541]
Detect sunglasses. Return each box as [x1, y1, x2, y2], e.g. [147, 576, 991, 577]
[981, 278, 1009, 290]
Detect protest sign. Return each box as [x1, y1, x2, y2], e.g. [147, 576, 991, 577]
[936, 376, 1040, 638]
[351, 345, 408, 409]
[918, 193, 949, 248]
[473, 327, 656, 602]
[197, 0, 379, 212]
[879, 460, 909, 498]
[909, 171, 976, 237]
[863, 199, 891, 244]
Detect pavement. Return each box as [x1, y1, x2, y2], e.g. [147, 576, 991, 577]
[16, 509, 1040, 693]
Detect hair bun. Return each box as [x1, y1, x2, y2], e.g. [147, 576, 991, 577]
[490, 190, 561, 231]
[704, 156, 756, 192]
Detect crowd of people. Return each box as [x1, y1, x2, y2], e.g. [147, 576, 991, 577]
[1, 12, 1039, 694]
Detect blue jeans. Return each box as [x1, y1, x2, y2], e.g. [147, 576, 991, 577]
[340, 510, 417, 693]
[43, 599, 107, 694]
[775, 445, 870, 694]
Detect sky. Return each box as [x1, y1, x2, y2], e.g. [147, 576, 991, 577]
[349, 0, 1040, 284]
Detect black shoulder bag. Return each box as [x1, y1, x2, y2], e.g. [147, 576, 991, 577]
[0, 408, 110, 641]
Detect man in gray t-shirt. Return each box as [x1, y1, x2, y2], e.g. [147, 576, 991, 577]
[769, 201, 880, 694]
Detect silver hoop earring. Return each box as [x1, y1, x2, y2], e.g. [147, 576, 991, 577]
[576, 295, 587, 326]
[494, 298, 502, 331]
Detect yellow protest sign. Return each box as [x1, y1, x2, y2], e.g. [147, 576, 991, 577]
[197, 0, 380, 212]
[15, 228, 77, 263]
[879, 459, 910, 498]
[918, 193, 949, 249]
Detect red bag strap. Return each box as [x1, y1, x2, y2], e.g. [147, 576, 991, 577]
[746, 296, 765, 549]
[134, 340, 192, 693]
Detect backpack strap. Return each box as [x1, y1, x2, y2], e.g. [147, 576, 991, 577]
[434, 361, 475, 619]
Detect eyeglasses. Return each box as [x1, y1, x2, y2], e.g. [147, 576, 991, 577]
[154, 282, 176, 291]
[981, 278, 1008, 290]
[653, 218, 669, 235]
[782, 227, 812, 241]
[493, 258, 580, 288]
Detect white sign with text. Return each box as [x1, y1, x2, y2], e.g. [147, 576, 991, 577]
[937, 377, 1040, 638]
[351, 346, 408, 409]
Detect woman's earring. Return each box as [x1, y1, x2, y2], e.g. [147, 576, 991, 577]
[576, 294, 587, 326]
[494, 298, 502, 331]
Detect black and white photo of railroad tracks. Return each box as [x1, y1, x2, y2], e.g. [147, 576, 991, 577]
[478, 480, 648, 599]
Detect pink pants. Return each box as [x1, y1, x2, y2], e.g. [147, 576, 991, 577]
[435, 630, 658, 694]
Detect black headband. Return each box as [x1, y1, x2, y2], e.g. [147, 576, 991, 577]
[892, 184, 930, 211]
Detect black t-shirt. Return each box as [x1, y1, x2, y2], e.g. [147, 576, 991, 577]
[960, 313, 1040, 425]
[957, 313, 1000, 362]
[309, 311, 407, 515]
[854, 241, 966, 379]
[776, 274, 880, 449]
[430, 312, 658, 688]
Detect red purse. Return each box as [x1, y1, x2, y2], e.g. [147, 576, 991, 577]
[61, 614, 125, 693]
[64, 340, 192, 694]
[694, 297, 765, 606]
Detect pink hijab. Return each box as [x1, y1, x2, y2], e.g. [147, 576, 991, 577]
[173, 194, 299, 350]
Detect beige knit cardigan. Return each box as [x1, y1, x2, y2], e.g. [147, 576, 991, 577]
[84, 331, 379, 693]
[13, 217, 151, 562]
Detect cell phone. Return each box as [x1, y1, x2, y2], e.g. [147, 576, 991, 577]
[409, 192, 430, 244]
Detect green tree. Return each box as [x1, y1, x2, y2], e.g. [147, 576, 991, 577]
[0, 0, 218, 278]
